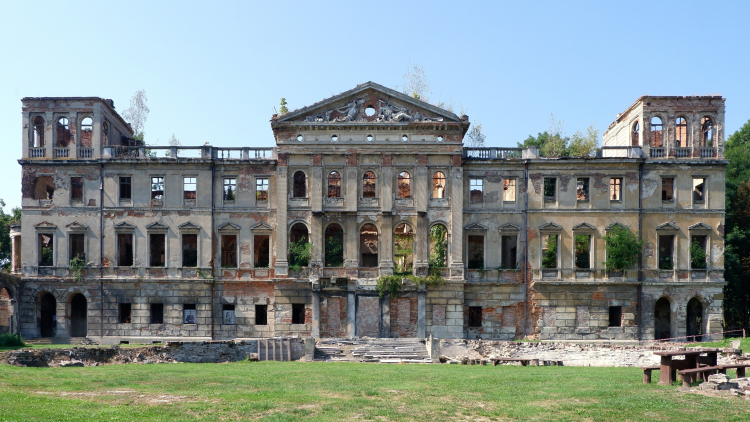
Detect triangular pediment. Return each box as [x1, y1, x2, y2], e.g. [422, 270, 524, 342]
[689, 222, 712, 231]
[114, 221, 136, 231]
[572, 222, 596, 231]
[34, 221, 56, 229]
[217, 222, 241, 231]
[250, 222, 273, 231]
[66, 221, 88, 231]
[539, 222, 563, 231]
[656, 221, 679, 230]
[498, 223, 521, 231]
[605, 222, 629, 231]
[275, 82, 462, 124]
[178, 222, 201, 231]
[464, 222, 488, 231]
[146, 222, 169, 231]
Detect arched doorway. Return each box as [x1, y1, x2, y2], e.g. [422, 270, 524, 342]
[0, 287, 12, 334]
[40, 293, 56, 337]
[686, 298, 703, 342]
[654, 297, 671, 341]
[70, 294, 87, 337]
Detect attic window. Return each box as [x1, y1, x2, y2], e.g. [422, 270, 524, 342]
[80, 117, 93, 147]
[296, 135, 303, 142]
[331, 134, 338, 142]
[401, 135, 408, 142]
[365, 106, 376, 117]
[33, 116, 45, 148]
[366, 134, 373, 142]
[437, 135, 444, 142]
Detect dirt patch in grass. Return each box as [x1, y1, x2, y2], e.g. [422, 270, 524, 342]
[34, 389, 201, 406]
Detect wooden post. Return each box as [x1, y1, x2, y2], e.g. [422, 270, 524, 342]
[287, 339, 291, 361]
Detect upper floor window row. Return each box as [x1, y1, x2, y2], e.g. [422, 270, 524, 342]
[647, 115, 716, 149]
[29, 115, 94, 149]
[467, 176, 517, 203]
[294, 170, 452, 200]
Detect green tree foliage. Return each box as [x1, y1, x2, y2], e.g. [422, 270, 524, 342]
[518, 115, 599, 157]
[428, 225, 447, 270]
[279, 98, 289, 115]
[690, 240, 707, 270]
[288, 239, 312, 272]
[0, 200, 21, 270]
[542, 235, 558, 269]
[325, 233, 344, 267]
[602, 225, 643, 272]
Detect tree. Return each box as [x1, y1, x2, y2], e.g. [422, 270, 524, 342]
[568, 124, 599, 157]
[0, 199, 21, 270]
[279, 98, 289, 115]
[123, 90, 150, 140]
[518, 114, 599, 158]
[401, 60, 431, 102]
[602, 225, 643, 272]
[465, 121, 486, 147]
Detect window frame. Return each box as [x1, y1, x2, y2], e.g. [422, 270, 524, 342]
[119, 303, 132, 324]
[255, 304, 268, 325]
[362, 171, 377, 198]
[661, 176, 675, 203]
[432, 171, 446, 199]
[70, 177, 84, 203]
[182, 176, 197, 202]
[397, 171, 411, 199]
[223, 177, 237, 202]
[466, 234, 485, 270]
[181, 232, 199, 268]
[675, 116, 688, 148]
[608, 306, 622, 327]
[327, 171, 342, 198]
[576, 177, 590, 202]
[291, 303, 306, 325]
[68, 232, 86, 263]
[119, 176, 132, 203]
[359, 223, 379, 268]
[692, 176, 707, 206]
[222, 304, 236, 325]
[148, 232, 167, 268]
[503, 178, 517, 203]
[469, 177, 483, 204]
[150, 176, 165, 202]
[220, 233, 238, 269]
[292, 170, 307, 198]
[543, 177, 557, 202]
[150, 303, 164, 324]
[255, 177, 269, 202]
[114, 227, 135, 267]
[468, 306, 482, 328]
[609, 177, 623, 203]
[38, 232, 55, 267]
[183, 304, 197, 325]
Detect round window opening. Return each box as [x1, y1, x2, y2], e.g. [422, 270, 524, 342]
[401, 134, 409, 142]
[365, 106, 376, 117]
[297, 135, 304, 142]
[437, 135, 444, 142]
[331, 134, 338, 142]
[366, 134, 373, 142]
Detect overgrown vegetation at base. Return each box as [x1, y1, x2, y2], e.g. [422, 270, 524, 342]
[0, 333, 24, 347]
[0, 362, 748, 421]
[376, 224, 447, 297]
[602, 225, 643, 272]
[287, 239, 312, 272]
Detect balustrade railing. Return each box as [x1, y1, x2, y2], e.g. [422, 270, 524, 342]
[463, 147, 523, 159]
[699, 147, 716, 158]
[649, 147, 666, 158]
[674, 147, 691, 158]
[53, 147, 69, 158]
[29, 147, 45, 158]
[78, 147, 93, 158]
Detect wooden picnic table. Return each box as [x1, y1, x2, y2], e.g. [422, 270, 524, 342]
[653, 349, 719, 385]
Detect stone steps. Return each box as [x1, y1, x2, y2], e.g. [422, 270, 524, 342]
[24, 337, 96, 346]
[316, 338, 431, 363]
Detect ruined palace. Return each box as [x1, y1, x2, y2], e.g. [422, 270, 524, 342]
[0, 82, 727, 343]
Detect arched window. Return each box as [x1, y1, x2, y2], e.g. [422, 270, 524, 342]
[102, 121, 109, 146]
[397, 171, 411, 199]
[33, 116, 45, 148]
[362, 171, 376, 198]
[675, 117, 688, 148]
[293, 171, 306, 198]
[650, 117, 663, 147]
[80, 117, 93, 147]
[327, 171, 341, 198]
[56, 117, 71, 147]
[289, 223, 310, 269]
[290, 222, 309, 244]
[429, 224, 448, 267]
[324, 224, 344, 267]
[701, 117, 714, 147]
[654, 297, 671, 340]
[631, 121, 639, 146]
[394, 223, 414, 274]
[432, 171, 446, 199]
[359, 224, 378, 267]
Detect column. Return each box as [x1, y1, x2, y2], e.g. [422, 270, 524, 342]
[311, 288, 320, 338]
[418, 285, 426, 338]
[347, 290, 356, 337]
[379, 214, 393, 275]
[45, 111, 54, 159]
[380, 292, 391, 338]
[449, 163, 464, 279]
[275, 162, 289, 275]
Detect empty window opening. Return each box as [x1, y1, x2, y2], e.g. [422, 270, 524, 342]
[221, 234, 237, 268]
[32, 116, 45, 148]
[325, 224, 344, 267]
[675, 117, 688, 148]
[542, 234, 558, 269]
[256, 177, 268, 201]
[468, 306, 482, 328]
[34, 176, 55, 200]
[222, 304, 235, 325]
[394, 223, 414, 274]
[576, 178, 589, 201]
[149, 233, 166, 267]
[467, 235, 484, 270]
[119, 303, 132, 324]
[255, 304, 268, 325]
[39, 233, 54, 266]
[651, 117, 663, 147]
[608, 306, 622, 327]
[656, 298, 673, 339]
[397, 171, 411, 198]
[183, 304, 196, 324]
[117, 233, 133, 266]
[71, 177, 84, 202]
[119, 177, 131, 201]
[56, 117, 71, 147]
[40, 293, 56, 337]
[70, 293, 87, 337]
[182, 234, 198, 267]
[359, 224, 378, 267]
[366, 134, 374, 141]
[183, 177, 196, 200]
[293, 171, 306, 198]
[543, 177, 556, 201]
[327, 171, 341, 198]
[289, 223, 310, 268]
[365, 106, 376, 117]
[658, 235, 674, 270]
[701, 117, 714, 147]
[223, 178, 236, 201]
[80, 117, 93, 147]
[575, 234, 591, 269]
[150, 303, 164, 324]
[691, 235, 708, 269]
[292, 303, 305, 324]
[504, 178, 516, 202]
[631, 121, 639, 146]
[253, 235, 270, 268]
[662, 178, 674, 201]
[610, 178, 622, 201]
[69, 233, 85, 261]
[363, 171, 376, 198]
[693, 178, 705, 202]
[401, 134, 408, 142]
[432, 171, 446, 199]
[102, 121, 109, 146]
[429, 224, 448, 268]
[501, 235, 517, 269]
[687, 298, 703, 342]
[151, 177, 164, 200]
[331, 134, 338, 142]
[469, 178, 483, 203]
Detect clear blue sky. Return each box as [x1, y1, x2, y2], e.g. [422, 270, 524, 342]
[2, 0, 749, 211]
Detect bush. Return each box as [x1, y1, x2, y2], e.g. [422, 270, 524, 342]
[288, 240, 312, 272]
[0, 333, 25, 347]
[690, 240, 708, 269]
[603, 225, 643, 272]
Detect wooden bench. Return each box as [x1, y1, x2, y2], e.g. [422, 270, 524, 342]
[641, 366, 660, 384]
[677, 366, 721, 387]
[490, 358, 532, 366]
[717, 364, 750, 378]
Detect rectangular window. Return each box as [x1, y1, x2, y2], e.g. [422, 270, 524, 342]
[691, 235, 708, 269]
[183, 177, 196, 200]
[693, 178, 705, 202]
[182, 234, 198, 267]
[292, 303, 305, 324]
[183, 304, 196, 324]
[576, 178, 589, 201]
[223, 304, 236, 325]
[151, 177, 164, 200]
[119, 177, 132, 201]
[117, 233, 134, 266]
[254, 235, 270, 268]
[223, 178, 236, 201]
[662, 178, 674, 201]
[467, 235, 484, 269]
[542, 234, 558, 269]
[574, 234, 591, 269]
[468, 306, 482, 328]
[221, 235, 237, 268]
[658, 235, 674, 270]
[543, 178, 556, 201]
[608, 306, 622, 327]
[610, 178, 622, 202]
[70, 177, 84, 201]
[69, 233, 85, 261]
[256, 177, 269, 201]
[119, 303, 132, 324]
[39, 233, 54, 266]
[150, 303, 164, 324]
[255, 304, 268, 325]
[149, 233, 166, 267]
[469, 178, 483, 203]
[501, 235, 517, 269]
[503, 178, 516, 202]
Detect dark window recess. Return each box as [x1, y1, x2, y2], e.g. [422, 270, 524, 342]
[468, 306, 482, 328]
[39, 233, 54, 266]
[117, 233, 134, 266]
[325, 224, 344, 267]
[574, 235, 591, 269]
[292, 303, 305, 324]
[183, 304, 196, 324]
[34, 176, 55, 200]
[659, 235, 674, 270]
[293, 171, 306, 198]
[119, 303, 132, 324]
[576, 178, 589, 201]
[501, 235, 517, 269]
[467, 235, 484, 269]
[69, 233, 85, 261]
[693, 178, 705, 202]
[150, 303, 164, 324]
[223, 304, 235, 325]
[662, 178, 674, 201]
[71, 177, 84, 201]
[609, 306, 622, 327]
[119, 177, 132, 201]
[327, 171, 341, 198]
[149, 233, 166, 267]
[254, 235, 270, 268]
[543, 178, 556, 200]
[182, 234, 198, 267]
[397, 171, 411, 199]
[221, 235, 237, 268]
[359, 224, 378, 267]
[255, 304, 268, 325]
[223, 178, 236, 201]
[363, 171, 376, 198]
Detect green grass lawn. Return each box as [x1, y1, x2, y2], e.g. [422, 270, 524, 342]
[1, 362, 749, 421]
[687, 337, 750, 350]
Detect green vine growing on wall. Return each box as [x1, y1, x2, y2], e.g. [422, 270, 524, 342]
[68, 256, 86, 283]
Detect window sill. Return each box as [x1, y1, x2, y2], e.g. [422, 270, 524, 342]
[118, 200, 132, 206]
[610, 200, 622, 204]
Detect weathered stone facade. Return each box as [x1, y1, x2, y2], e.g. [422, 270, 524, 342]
[6, 85, 726, 344]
